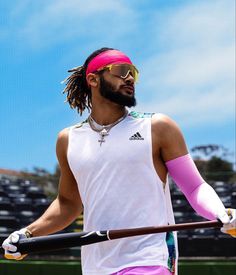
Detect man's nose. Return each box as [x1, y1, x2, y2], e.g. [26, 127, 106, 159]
[125, 72, 135, 84]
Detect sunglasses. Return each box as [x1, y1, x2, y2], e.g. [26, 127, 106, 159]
[97, 64, 139, 82]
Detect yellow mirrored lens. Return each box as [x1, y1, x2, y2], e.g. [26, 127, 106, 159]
[109, 64, 139, 81]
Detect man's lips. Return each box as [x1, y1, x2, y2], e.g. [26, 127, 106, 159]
[121, 85, 134, 94]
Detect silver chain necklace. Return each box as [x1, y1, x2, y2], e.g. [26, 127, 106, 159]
[88, 110, 128, 146]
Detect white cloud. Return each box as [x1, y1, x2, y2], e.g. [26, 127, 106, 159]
[136, 0, 235, 127]
[8, 0, 136, 49]
[153, 0, 235, 48]
[160, 46, 234, 88]
[137, 82, 234, 126]
[2, 0, 235, 127]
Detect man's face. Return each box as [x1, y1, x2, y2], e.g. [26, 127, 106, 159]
[98, 72, 137, 107]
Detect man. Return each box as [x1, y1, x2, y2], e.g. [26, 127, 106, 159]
[2, 47, 236, 275]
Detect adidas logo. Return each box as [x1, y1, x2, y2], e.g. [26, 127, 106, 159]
[129, 132, 144, 140]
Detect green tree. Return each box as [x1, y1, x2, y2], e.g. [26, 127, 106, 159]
[191, 144, 235, 183]
[206, 156, 234, 182]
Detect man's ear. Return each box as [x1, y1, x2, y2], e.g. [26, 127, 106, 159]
[86, 73, 99, 87]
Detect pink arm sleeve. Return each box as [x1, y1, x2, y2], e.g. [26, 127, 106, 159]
[165, 154, 227, 221]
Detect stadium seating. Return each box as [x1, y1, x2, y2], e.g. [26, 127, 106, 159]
[0, 196, 14, 211]
[0, 176, 235, 258]
[169, 179, 236, 257]
[13, 197, 33, 211]
[26, 186, 47, 200]
[0, 176, 80, 257]
[33, 198, 51, 215]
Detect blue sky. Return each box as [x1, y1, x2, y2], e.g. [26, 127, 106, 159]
[0, 0, 235, 173]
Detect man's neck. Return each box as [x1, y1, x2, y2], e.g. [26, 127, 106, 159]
[90, 104, 127, 126]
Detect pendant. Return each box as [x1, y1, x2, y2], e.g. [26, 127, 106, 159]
[98, 129, 109, 146]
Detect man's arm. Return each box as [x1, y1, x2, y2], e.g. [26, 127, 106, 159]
[27, 128, 83, 236]
[2, 128, 83, 259]
[152, 113, 189, 163]
[152, 114, 232, 226]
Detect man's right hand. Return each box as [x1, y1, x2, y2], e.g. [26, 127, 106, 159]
[2, 228, 31, 260]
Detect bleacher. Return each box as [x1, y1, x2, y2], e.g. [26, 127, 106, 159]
[0, 176, 82, 257]
[0, 178, 50, 242]
[0, 175, 235, 258]
[170, 180, 236, 257]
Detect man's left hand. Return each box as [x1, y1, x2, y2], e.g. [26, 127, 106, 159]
[219, 209, 236, 238]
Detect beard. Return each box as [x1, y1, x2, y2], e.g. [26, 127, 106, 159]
[99, 75, 137, 107]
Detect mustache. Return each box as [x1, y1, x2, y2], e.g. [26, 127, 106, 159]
[120, 84, 135, 91]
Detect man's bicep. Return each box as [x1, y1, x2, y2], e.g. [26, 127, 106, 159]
[154, 114, 189, 162]
[56, 129, 83, 212]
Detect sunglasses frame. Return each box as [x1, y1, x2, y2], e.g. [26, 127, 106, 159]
[96, 64, 139, 82]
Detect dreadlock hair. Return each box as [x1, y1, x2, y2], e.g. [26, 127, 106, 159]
[63, 47, 115, 115]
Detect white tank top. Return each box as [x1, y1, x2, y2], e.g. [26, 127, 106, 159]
[67, 111, 178, 275]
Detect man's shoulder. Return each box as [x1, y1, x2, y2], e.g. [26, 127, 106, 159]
[128, 111, 178, 132]
[151, 113, 184, 143]
[152, 113, 177, 128]
[57, 127, 70, 142]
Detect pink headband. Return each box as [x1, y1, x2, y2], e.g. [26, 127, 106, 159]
[86, 50, 132, 76]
